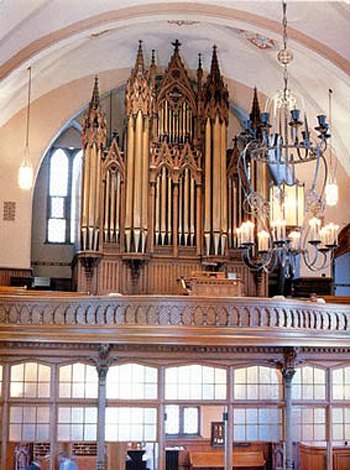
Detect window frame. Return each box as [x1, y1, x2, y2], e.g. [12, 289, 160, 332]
[46, 147, 81, 245]
[165, 404, 201, 438]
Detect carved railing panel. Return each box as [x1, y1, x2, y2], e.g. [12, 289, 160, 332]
[0, 296, 350, 338]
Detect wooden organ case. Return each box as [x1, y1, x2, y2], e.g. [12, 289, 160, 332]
[74, 41, 267, 296]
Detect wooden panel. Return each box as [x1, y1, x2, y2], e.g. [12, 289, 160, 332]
[0, 267, 32, 287]
[333, 448, 350, 470]
[299, 444, 326, 470]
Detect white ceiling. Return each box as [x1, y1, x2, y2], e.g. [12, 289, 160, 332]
[0, 0, 349, 168]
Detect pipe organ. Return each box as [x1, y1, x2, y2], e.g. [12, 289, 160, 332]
[76, 41, 266, 296]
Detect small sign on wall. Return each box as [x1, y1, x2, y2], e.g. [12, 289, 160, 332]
[3, 201, 16, 221]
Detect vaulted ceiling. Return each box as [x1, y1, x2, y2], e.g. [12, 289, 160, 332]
[0, 0, 349, 168]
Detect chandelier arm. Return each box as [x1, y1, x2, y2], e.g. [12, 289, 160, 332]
[241, 246, 276, 272]
[301, 248, 329, 272]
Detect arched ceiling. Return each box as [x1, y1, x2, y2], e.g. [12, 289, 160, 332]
[0, 0, 349, 169]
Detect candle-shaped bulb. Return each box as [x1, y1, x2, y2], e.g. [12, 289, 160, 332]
[257, 230, 269, 252]
[289, 231, 301, 250]
[309, 217, 321, 243]
[271, 218, 287, 242]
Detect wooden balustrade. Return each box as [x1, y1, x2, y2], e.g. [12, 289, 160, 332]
[0, 294, 349, 346]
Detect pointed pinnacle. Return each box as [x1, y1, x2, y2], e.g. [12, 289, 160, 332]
[151, 49, 156, 66]
[210, 45, 221, 81]
[250, 87, 261, 129]
[91, 76, 100, 108]
[134, 40, 145, 72]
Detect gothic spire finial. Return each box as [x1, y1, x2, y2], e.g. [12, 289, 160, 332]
[91, 75, 100, 108]
[134, 40, 145, 72]
[151, 49, 156, 66]
[171, 39, 181, 51]
[250, 86, 262, 129]
[210, 45, 221, 81]
[198, 53, 202, 70]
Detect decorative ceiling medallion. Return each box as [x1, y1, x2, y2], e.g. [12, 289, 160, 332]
[238, 29, 276, 50]
[167, 20, 200, 27]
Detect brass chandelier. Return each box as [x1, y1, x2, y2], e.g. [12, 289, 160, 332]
[237, 0, 339, 275]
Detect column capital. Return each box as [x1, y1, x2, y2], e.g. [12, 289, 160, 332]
[89, 344, 113, 380]
[276, 347, 300, 382]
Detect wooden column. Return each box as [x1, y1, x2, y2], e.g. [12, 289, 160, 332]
[225, 366, 234, 470]
[50, 364, 58, 470]
[94, 346, 111, 470]
[326, 368, 333, 470]
[281, 348, 297, 470]
[1, 363, 9, 470]
[158, 366, 166, 470]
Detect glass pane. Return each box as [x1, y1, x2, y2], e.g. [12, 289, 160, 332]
[51, 197, 64, 218]
[58, 407, 71, 423]
[85, 408, 98, 424]
[72, 407, 84, 423]
[25, 363, 38, 381]
[165, 405, 179, 434]
[50, 149, 69, 196]
[22, 424, 35, 440]
[36, 424, 49, 440]
[11, 364, 24, 381]
[85, 424, 96, 441]
[10, 382, 23, 398]
[60, 365, 72, 381]
[9, 424, 21, 441]
[38, 364, 51, 381]
[38, 382, 50, 398]
[184, 407, 198, 434]
[37, 407, 50, 423]
[10, 407, 22, 423]
[48, 218, 66, 243]
[58, 424, 70, 441]
[70, 151, 82, 243]
[23, 406, 36, 422]
[59, 383, 71, 398]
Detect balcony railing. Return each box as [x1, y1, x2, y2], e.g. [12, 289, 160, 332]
[0, 292, 349, 346]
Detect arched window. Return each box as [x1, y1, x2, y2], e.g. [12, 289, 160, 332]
[47, 148, 82, 243]
[10, 362, 51, 398]
[165, 365, 227, 400]
[59, 363, 98, 399]
[106, 363, 158, 399]
[233, 366, 282, 400]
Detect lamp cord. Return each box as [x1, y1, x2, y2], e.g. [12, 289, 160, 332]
[25, 66, 32, 148]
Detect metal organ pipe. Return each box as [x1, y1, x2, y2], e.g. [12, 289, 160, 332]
[155, 174, 160, 244]
[161, 166, 166, 244]
[184, 168, 189, 245]
[190, 176, 195, 245]
[167, 177, 172, 244]
[125, 118, 135, 251]
[115, 170, 120, 241]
